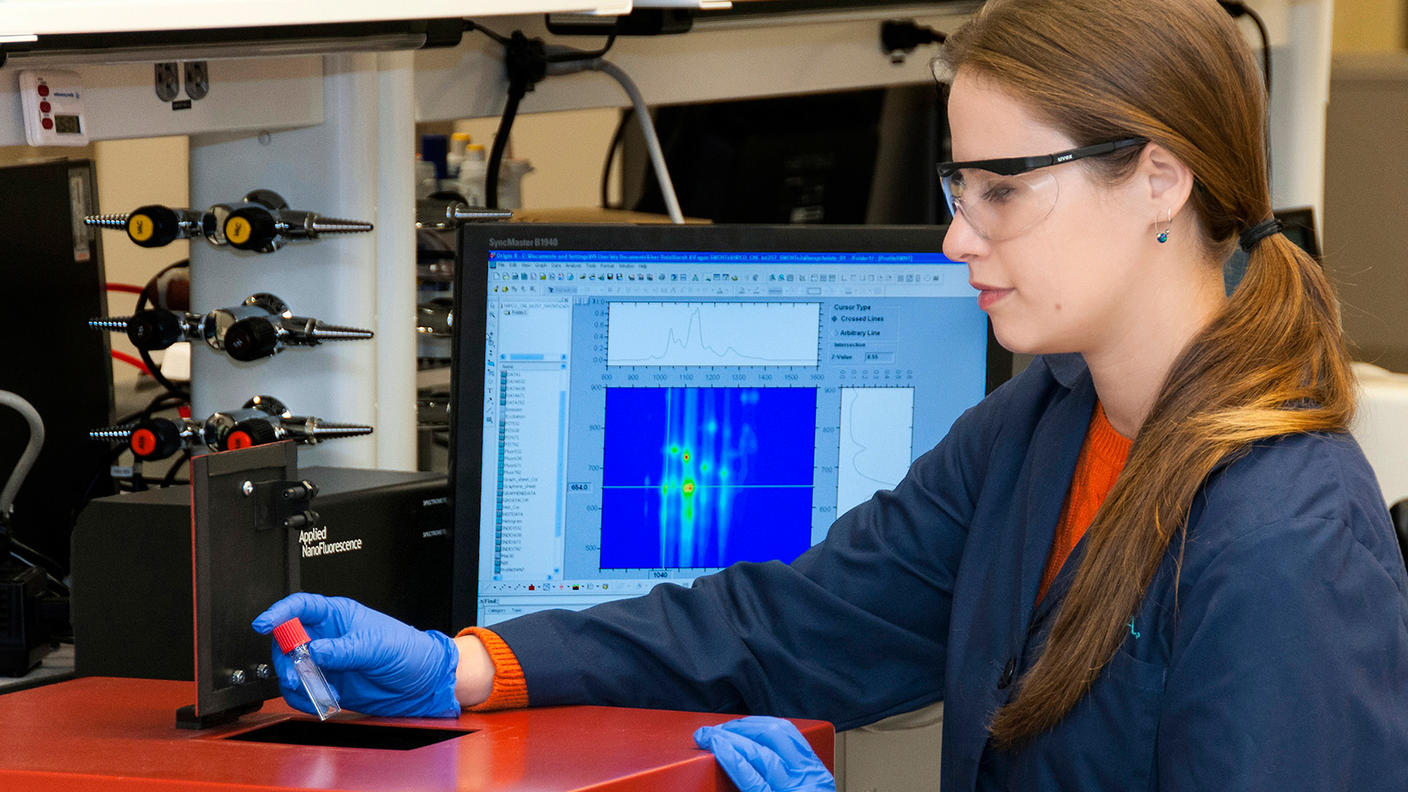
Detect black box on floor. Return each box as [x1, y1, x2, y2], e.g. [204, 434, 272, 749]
[71, 467, 451, 680]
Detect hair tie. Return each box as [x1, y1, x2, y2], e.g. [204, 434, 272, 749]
[1238, 217, 1283, 253]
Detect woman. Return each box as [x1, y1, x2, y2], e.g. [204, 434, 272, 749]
[256, 0, 1408, 788]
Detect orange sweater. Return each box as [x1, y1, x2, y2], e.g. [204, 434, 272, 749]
[457, 626, 529, 711]
[1038, 402, 1133, 602]
[462, 403, 1131, 710]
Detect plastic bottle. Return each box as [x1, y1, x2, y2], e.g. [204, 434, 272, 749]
[272, 617, 342, 721]
[458, 144, 488, 208]
[446, 132, 472, 181]
[497, 158, 534, 210]
[414, 155, 438, 200]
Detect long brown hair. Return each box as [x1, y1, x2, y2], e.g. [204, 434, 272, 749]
[940, 0, 1355, 748]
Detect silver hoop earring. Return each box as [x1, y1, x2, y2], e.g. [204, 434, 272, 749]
[1155, 209, 1172, 244]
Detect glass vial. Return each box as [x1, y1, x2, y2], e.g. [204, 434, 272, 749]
[272, 616, 342, 721]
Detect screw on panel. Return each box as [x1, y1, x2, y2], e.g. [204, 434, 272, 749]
[88, 424, 136, 442]
[84, 212, 130, 229]
[228, 669, 247, 686]
[87, 316, 132, 331]
[254, 664, 272, 680]
[242, 480, 254, 496]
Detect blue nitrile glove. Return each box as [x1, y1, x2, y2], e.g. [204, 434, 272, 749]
[694, 716, 835, 792]
[251, 592, 461, 718]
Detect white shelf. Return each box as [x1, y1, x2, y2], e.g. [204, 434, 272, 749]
[0, 0, 738, 36]
[0, 1, 622, 36]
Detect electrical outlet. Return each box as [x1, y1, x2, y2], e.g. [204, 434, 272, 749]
[154, 62, 179, 102]
[184, 61, 209, 101]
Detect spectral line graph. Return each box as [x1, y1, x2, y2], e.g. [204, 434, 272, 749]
[836, 387, 915, 517]
[600, 387, 817, 569]
[607, 302, 820, 367]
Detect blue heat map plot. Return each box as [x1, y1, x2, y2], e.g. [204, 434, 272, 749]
[600, 387, 817, 569]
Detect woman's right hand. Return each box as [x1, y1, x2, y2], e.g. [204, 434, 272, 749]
[252, 592, 463, 718]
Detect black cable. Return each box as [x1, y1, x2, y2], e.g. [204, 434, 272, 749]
[76, 389, 185, 517]
[78, 441, 129, 506]
[129, 459, 148, 493]
[162, 450, 191, 487]
[486, 31, 547, 210]
[467, 21, 613, 210]
[465, 21, 526, 211]
[880, 19, 946, 60]
[9, 551, 70, 595]
[1217, 7, 1272, 107]
[466, 18, 614, 60]
[132, 259, 192, 402]
[601, 107, 635, 209]
[1219, 2, 1272, 97]
[486, 76, 527, 211]
[4, 533, 64, 580]
[1219, 1, 1274, 186]
[3, 525, 71, 595]
[547, 33, 616, 62]
[464, 19, 510, 46]
[114, 389, 186, 426]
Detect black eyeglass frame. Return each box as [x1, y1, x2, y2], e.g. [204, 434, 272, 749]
[936, 137, 1147, 179]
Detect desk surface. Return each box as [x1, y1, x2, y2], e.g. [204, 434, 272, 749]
[0, 677, 833, 791]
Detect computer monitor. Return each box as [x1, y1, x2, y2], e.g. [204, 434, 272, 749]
[450, 223, 1009, 628]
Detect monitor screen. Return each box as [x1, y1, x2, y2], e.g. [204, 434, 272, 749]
[451, 223, 1008, 628]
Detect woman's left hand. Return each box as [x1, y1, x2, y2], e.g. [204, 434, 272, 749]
[693, 715, 835, 792]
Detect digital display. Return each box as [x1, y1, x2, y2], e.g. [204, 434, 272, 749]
[453, 224, 1008, 628]
[53, 115, 81, 135]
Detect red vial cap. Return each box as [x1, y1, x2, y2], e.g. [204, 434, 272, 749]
[37, 84, 50, 97]
[272, 617, 311, 654]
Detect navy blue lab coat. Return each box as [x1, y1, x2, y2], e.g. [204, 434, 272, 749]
[494, 354, 1408, 790]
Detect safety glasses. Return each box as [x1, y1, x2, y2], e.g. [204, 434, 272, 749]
[937, 138, 1146, 241]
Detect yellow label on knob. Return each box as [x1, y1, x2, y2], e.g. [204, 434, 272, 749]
[226, 216, 252, 245]
[127, 214, 154, 242]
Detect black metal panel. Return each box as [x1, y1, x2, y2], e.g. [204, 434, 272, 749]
[188, 442, 297, 724]
[0, 159, 113, 572]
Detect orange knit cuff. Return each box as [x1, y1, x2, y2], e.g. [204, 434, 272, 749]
[457, 626, 530, 711]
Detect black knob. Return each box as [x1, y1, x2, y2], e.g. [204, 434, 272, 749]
[223, 206, 278, 251]
[129, 418, 184, 460]
[126, 309, 185, 350]
[126, 205, 181, 248]
[223, 419, 279, 450]
[223, 317, 280, 361]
